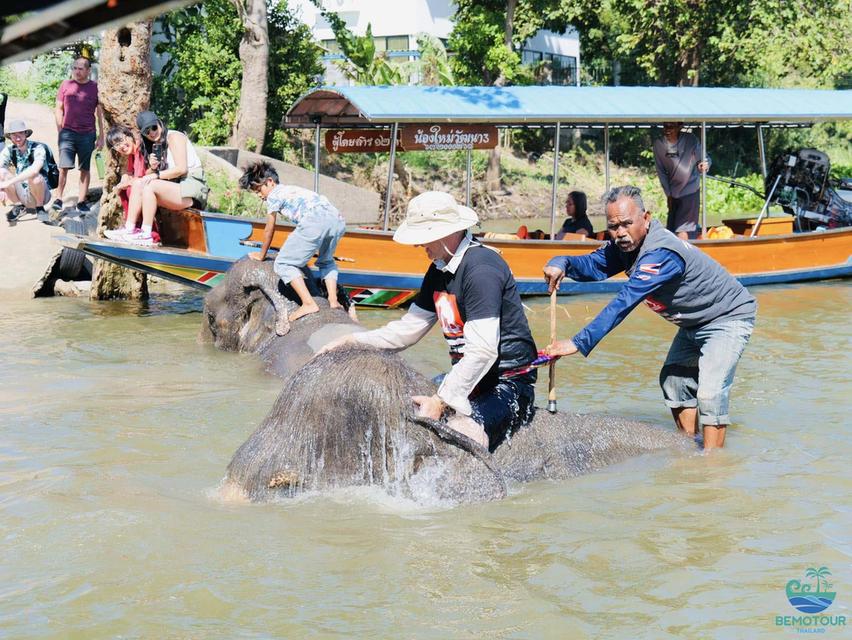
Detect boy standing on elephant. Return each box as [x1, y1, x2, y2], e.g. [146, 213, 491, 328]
[321, 191, 538, 452]
[239, 161, 348, 329]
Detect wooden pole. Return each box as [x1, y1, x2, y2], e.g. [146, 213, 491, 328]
[313, 122, 321, 193]
[382, 122, 399, 231]
[547, 289, 558, 414]
[700, 121, 707, 238]
[549, 122, 562, 240]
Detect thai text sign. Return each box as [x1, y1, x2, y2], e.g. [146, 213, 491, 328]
[325, 129, 394, 153]
[400, 124, 498, 151]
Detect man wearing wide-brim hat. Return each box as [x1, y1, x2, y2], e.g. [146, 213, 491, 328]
[0, 119, 52, 222]
[321, 191, 538, 451]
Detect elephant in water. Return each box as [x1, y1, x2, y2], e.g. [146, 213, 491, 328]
[202, 259, 690, 504]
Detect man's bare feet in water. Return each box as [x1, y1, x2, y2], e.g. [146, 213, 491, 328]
[289, 302, 320, 322]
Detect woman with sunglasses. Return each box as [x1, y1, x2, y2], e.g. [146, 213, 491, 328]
[102, 124, 161, 243]
[104, 111, 208, 245]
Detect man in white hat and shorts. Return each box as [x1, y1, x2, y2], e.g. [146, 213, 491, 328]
[321, 191, 538, 451]
[0, 119, 53, 222]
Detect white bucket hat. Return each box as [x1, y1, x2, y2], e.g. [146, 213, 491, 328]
[4, 119, 33, 139]
[393, 191, 479, 245]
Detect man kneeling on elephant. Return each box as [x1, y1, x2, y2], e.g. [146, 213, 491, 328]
[322, 191, 537, 451]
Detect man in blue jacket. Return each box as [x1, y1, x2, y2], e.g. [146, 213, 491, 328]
[543, 185, 756, 450]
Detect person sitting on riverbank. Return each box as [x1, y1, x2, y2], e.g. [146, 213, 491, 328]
[0, 119, 54, 223]
[555, 191, 593, 239]
[103, 111, 208, 246]
[238, 161, 347, 327]
[542, 185, 756, 450]
[102, 124, 160, 243]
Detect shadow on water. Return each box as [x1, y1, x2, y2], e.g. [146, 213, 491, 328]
[88, 289, 205, 318]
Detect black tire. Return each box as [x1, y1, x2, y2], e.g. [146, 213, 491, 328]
[57, 247, 86, 281]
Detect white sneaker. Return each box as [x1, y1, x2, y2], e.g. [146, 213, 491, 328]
[104, 228, 132, 240]
[126, 233, 160, 247]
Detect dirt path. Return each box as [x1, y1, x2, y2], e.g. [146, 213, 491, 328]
[1, 98, 104, 298]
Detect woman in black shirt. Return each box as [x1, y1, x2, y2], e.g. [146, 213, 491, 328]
[555, 190, 594, 239]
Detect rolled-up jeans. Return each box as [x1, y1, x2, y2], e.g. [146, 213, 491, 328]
[659, 316, 755, 426]
[274, 213, 346, 284]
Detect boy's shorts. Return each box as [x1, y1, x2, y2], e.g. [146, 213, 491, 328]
[274, 213, 345, 284]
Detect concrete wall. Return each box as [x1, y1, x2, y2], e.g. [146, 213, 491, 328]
[204, 147, 380, 225]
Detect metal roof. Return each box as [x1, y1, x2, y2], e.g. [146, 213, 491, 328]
[285, 85, 852, 127]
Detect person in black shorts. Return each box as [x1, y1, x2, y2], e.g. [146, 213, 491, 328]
[54, 56, 104, 212]
[321, 191, 538, 451]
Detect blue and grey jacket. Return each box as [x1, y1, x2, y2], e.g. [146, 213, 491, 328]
[546, 220, 756, 356]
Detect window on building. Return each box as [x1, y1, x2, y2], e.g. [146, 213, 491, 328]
[322, 39, 341, 55]
[386, 35, 410, 51]
[521, 49, 577, 86]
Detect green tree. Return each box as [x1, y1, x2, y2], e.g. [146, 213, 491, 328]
[230, 0, 269, 152]
[308, 3, 404, 85]
[598, 0, 851, 89]
[153, 0, 321, 156]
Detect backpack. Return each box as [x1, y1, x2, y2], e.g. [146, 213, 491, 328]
[11, 142, 60, 190]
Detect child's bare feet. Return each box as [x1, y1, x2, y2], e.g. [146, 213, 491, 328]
[329, 301, 343, 310]
[289, 302, 320, 322]
[347, 304, 359, 322]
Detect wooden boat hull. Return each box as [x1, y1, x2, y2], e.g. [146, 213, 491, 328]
[60, 209, 852, 306]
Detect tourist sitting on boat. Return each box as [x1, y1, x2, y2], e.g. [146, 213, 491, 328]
[104, 111, 208, 246]
[0, 119, 54, 223]
[542, 185, 756, 451]
[319, 191, 538, 452]
[102, 124, 160, 244]
[238, 160, 347, 325]
[554, 191, 594, 239]
[653, 122, 710, 240]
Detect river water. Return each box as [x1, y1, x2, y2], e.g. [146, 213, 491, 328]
[1, 282, 850, 638]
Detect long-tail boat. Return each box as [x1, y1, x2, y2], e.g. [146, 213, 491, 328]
[61, 85, 852, 307]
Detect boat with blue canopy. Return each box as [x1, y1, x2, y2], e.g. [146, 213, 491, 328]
[61, 85, 852, 306]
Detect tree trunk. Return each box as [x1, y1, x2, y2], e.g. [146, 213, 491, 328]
[230, 0, 269, 152]
[486, 0, 517, 194]
[90, 20, 153, 301]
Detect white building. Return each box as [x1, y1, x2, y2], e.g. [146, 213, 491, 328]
[289, 0, 580, 86]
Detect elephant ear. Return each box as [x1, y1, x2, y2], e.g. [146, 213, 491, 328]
[408, 413, 506, 498]
[404, 445, 508, 505]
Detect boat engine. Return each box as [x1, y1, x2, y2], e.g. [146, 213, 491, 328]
[766, 148, 852, 231]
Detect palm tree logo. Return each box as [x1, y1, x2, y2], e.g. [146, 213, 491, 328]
[806, 567, 832, 594]
[786, 566, 836, 613]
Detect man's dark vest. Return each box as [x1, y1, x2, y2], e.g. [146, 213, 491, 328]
[626, 219, 756, 327]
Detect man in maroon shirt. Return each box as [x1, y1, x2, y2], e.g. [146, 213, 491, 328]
[54, 56, 104, 213]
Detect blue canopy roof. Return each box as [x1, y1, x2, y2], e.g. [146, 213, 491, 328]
[286, 85, 852, 127]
